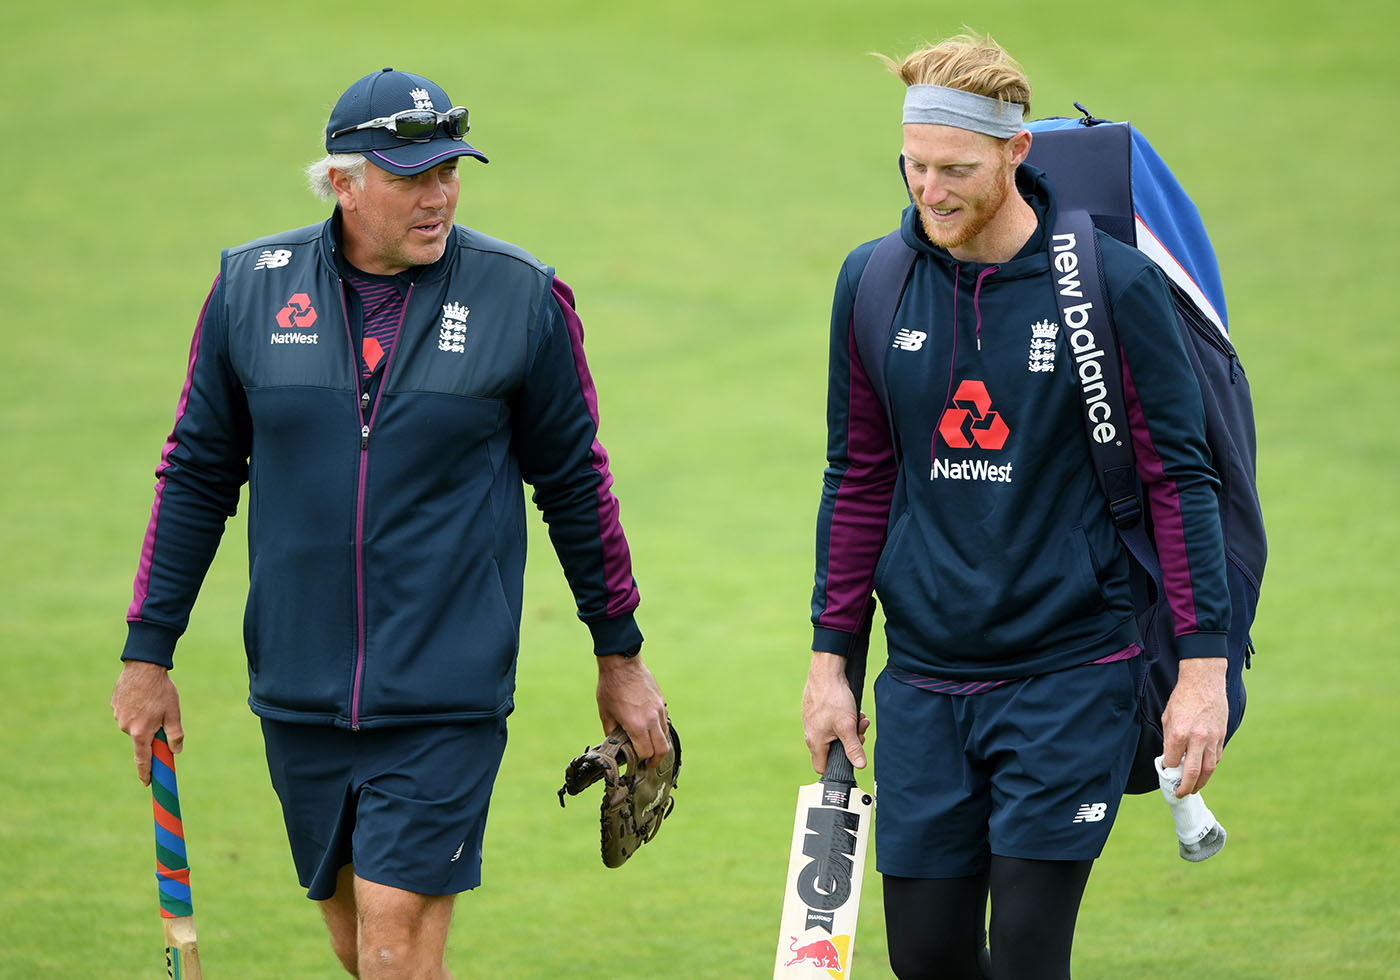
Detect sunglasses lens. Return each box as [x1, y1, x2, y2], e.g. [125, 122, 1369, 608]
[444, 107, 470, 138]
[393, 111, 439, 140]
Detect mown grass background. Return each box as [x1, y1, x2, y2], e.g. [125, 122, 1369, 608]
[2, 1, 1396, 977]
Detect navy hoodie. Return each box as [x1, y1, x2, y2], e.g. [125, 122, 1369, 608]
[812, 166, 1228, 679]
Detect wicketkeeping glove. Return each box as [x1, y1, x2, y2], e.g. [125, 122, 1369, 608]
[557, 722, 680, 868]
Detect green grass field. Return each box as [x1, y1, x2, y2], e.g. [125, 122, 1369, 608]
[2, 1, 1397, 976]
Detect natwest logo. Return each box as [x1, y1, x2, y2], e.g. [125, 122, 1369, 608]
[937, 380, 1009, 450]
[276, 293, 318, 330]
[270, 292, 319, 346]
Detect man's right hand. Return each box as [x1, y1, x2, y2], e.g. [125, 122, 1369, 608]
[111, 660, 184, 786]
[802, 650, 870, 774]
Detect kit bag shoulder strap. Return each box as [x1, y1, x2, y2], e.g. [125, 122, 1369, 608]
[851, 229, 917, 429]
[1050, 208, 1160, 579]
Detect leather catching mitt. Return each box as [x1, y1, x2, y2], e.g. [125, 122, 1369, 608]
[557, 722, 680, 868]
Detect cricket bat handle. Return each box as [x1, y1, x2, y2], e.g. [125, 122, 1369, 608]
[822, 739, 857, 784]
[152, 728, 203, 979]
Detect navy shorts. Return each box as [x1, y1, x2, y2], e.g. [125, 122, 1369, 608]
[261, 718, 508, 900]
[872, 660, 1140, 878]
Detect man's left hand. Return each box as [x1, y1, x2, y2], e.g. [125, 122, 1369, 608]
[1160, 657, 1228, 797]
[595, 653, 669, 765]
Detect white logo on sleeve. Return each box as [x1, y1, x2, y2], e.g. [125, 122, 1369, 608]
[892, 329, 927, 351]
[254, 248, 293, 270]
[1073, 802, 1108, 823]
[451, 840, 465, 862]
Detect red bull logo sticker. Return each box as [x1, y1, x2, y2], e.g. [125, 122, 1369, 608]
[783, 934, 851, 978]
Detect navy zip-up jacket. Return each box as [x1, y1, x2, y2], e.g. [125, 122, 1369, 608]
[812, 166, 1228, 679]
[123, 215, 642, 728]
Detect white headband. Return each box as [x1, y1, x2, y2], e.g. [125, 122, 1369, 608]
[902, 84, 1025, 138]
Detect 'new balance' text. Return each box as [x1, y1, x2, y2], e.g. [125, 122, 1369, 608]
[1052, 232, 1117, 445]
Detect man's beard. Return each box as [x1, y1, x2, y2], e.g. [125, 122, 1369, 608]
[919, 170, 1013, 252]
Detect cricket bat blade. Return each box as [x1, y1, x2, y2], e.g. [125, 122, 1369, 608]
[773, 743, 873, 979]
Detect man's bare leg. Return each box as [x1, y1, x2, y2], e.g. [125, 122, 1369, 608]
[318, 864, 457, 979]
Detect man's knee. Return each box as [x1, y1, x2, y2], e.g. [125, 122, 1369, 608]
[888, 936, 990, 980]
[354, 876, 456, 976]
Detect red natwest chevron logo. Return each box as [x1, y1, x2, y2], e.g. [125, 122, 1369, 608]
[276, 293, 318, 330]
[938, 380, 1010, 450]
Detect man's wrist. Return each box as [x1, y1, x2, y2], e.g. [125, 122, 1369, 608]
[1177, 656, 1226, 680]
[809, 650, 849, 679]
[598, 643, 641, 661]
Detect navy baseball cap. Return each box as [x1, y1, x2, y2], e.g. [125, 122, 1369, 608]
[325, 68, 488, 175]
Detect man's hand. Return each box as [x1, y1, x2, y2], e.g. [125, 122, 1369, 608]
[802, 650, 870, 774]
[595, 654, 669, 765]
[1160, 656, 1228, 797]
[111, 660, 184, 786]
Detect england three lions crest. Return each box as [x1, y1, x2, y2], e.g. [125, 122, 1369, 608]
[1028, 319, 1058, 373]
[439, 302, 470, 354]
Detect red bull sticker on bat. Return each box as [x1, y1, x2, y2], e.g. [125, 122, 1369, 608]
[783, 934, 851, 978]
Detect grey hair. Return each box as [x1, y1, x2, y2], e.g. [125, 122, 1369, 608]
[305, 152, 367, 201]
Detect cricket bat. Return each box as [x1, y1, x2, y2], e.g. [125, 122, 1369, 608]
[151, 728, 203, 979]
[775, 607, 874, 980]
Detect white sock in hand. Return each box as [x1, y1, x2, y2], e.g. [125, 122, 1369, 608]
[1154, 755, 1226, 862]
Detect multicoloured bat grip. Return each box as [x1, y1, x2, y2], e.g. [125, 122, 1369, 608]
[151, 728, 194, 920]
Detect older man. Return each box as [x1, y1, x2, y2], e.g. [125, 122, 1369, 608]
[112, 67, 668, 979]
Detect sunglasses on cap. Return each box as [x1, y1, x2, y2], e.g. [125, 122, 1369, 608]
[331, 106, 470, 142]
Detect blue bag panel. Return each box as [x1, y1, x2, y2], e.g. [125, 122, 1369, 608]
[1027, 117, 1229, 333]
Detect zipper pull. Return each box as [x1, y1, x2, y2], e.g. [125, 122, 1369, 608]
[361, 424, 370, 450]
[361, 391, 370, 414]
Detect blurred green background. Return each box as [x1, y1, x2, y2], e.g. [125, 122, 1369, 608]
[1, 1, 1396, 976]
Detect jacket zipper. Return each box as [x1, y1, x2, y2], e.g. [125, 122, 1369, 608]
[343, 280, 413, 729]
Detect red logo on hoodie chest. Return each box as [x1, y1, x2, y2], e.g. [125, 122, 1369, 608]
[938, 380, 1010, 450]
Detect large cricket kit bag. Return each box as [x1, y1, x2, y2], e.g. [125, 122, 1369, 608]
[853, 107, 1266, 793]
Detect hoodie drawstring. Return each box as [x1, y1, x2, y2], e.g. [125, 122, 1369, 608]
[972, 265, 999, 351]
[932, 263, 999, 467]
[934, 267, 963, 468]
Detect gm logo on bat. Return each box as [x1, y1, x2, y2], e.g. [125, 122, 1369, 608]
[796, 791, 872, 915]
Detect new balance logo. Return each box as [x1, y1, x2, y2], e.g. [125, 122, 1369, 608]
[450, 840, 466, 862]
[1073, 802, 1108, 823]
[1052, 232, 1119, 445]
[892, 329, 927, 351]
[254, 248, 292, 270]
